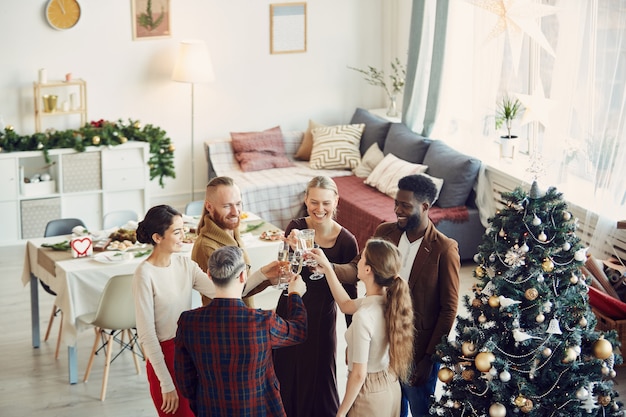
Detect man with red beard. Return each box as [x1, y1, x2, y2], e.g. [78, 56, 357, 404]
[191, 176, 277, 307]
[334, 174, 460, 417]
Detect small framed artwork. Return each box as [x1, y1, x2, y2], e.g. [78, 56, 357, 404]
[270, 3, 307, 54]
[131, 0, 171, 40]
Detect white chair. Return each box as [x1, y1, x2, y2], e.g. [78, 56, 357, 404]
[77, 274, 142, 401]
[102, 210, 138, 229]
[185, 200, 204, 216]
[43, 218, 86, 359]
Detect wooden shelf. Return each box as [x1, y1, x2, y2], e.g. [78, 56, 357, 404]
[33, 79, 87, 132]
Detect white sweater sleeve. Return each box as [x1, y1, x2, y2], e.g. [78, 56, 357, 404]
[132, 264, 175, 394]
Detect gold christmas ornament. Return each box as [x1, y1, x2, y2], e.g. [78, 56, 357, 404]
[478, 313, 487, 323]
[489, 402, 507, 417]
[579, 317, 588, 327]
[472, 298, 483, 308]
[535, 313, 545, 323]
[6, 124, 14, 130]
[133, 121, 142, 129]
[437, 367, 454, 384]
[120, 136, 128, 143]
[563, 211, 572, 221]
[168, 144, 176, 152]
[514, 395, 528, 407]
[462, 369, 475, 381]
[524, 288, 539, 300]
[475, 266, 485, 277]
[593, 337, 613, 360]
[475, 351, 496, 372]
[562, 347, 578, 363]
[462, 341, 478, 357]
[453, 401, 461, 409]
[520, 399, 534, 413]
[541, 258, 554, 272]
[92, 135, 101, 145]
[598, 395, 611, 407]
[488, 295, 500, 308]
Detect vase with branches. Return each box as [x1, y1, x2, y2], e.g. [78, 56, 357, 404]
[349, 58, 406, 117]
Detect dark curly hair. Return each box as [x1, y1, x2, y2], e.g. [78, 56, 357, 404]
[397, 174, 438, 205]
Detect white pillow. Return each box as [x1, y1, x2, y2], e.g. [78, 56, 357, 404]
[309, 124, 365, 170]
[353, 143, 384, 178]
[365, 153, 429, 198]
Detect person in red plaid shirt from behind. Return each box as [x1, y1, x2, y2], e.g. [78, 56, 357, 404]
[174, 245, 307, 417]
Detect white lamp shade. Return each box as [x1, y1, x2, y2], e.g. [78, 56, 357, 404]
[172, 40, 215, 84]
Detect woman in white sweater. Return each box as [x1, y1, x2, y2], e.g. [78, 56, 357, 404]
[312, 238, 414, 417]
[133, 205, 215, 417]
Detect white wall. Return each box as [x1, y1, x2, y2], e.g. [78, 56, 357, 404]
[0, 1, 388, 209]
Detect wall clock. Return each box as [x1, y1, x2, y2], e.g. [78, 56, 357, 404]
[46, 0, 81, 30]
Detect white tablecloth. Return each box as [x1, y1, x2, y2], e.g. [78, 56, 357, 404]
[22, 226, 282, 347]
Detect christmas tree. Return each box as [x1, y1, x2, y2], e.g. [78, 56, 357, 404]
[432, 182, 624, 417]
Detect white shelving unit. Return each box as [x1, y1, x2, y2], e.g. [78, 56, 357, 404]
[0, 142, 149, 243]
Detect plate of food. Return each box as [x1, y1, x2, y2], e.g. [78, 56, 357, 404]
[106, 240, 137, 251]
[93, 252, 134, 264]
[259, 229, 283, 241]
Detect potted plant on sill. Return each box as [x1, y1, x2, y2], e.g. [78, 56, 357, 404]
[495, 93, 523, 159]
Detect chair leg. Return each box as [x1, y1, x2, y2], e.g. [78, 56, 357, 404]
[128, 329, 141, 375]
[44, 304, 57, 341]
[100, 332, 113, 401]
[83, 327, 100, 382]
[54, 311, 63, 360]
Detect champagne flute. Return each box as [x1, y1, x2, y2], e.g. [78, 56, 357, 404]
[299, 229, 324, 281]
[275, 240, 290, 291]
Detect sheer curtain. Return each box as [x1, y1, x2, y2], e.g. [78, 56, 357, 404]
[403, 0, 626, 256]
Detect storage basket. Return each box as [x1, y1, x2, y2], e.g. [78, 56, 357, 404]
[592, 307, 626, 352]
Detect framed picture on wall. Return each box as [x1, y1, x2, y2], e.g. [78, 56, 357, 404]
[270, 3, 307, 54]
[131, 0, 171, 40]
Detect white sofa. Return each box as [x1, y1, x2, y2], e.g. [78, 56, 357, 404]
[203, 131, 352, 230]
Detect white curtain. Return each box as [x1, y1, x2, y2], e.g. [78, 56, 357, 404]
[406, 0, 626, 255]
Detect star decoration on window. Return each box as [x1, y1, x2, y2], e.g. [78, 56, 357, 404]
[468, 0, 557, 73]
[516, 81, 556, 127]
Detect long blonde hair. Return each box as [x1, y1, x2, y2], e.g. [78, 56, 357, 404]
[364, 238, 415, 382]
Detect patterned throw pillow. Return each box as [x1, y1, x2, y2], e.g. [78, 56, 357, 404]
[230, 126, 294, 172]
[365, 153, 429, 198]
[309, 124, 365, 170]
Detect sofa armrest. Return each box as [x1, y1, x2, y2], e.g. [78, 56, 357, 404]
[204, 138, 238, 179]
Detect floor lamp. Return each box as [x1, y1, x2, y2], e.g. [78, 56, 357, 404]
[172, 40, 215, 201]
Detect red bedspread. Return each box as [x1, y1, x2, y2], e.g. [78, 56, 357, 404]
[333, 175, 469, 250]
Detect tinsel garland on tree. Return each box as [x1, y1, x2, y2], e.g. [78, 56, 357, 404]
[0, 118, 175, 187]
[432, 182, 624, 417]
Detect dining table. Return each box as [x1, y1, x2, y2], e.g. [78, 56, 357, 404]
[21, 214, 282, 384]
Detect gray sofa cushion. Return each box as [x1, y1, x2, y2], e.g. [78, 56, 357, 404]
[383, 123, 431, 164]
[422, 140, 481, 208]
[350, 108, 392, 155]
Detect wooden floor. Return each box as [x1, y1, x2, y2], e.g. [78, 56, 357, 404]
[2, 243, 624, 416]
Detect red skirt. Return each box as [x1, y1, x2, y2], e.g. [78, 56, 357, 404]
[146, 338, 195, 417]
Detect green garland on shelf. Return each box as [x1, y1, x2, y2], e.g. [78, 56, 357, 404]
[0, 118, 175, 187]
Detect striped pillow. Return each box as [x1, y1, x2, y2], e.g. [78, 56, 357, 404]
[309, 124, 365, 170]
[365, 153, 429, 198]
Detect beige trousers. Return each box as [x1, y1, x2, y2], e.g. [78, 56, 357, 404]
[348, 369, 401, 417]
